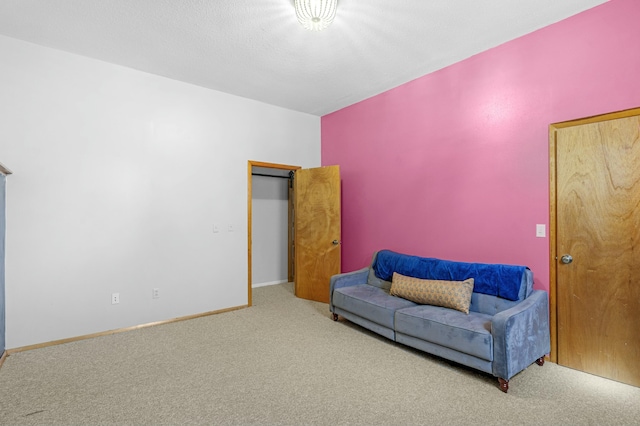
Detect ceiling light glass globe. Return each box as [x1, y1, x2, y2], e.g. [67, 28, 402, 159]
[295, 0, 338, 31]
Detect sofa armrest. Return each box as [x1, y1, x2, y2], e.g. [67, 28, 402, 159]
[491, 290, 550, 380]
[329, 267, 370, 312]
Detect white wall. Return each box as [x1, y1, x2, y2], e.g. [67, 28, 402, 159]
[251, 176, 288, 287]
[0, 35, 320, 349]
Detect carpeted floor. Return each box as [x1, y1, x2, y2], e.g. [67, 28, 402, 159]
[0, 282, 639, 425]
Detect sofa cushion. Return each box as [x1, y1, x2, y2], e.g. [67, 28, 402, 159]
[469, 292, 520, 316]
[366, 251, 392, 291]
[390, 273, 474, 314]
[332, 284, 416, 329]
[395, 305, 494, 361]
[367, 267, 391, 291]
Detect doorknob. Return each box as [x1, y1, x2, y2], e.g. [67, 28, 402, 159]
[560, 254, 573, 264]
[332, 240, 340, 245]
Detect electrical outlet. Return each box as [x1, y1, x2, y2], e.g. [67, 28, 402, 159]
[228, 224, 234, 232]
[152, 288, 160, 299]
[112, 293, 120, 304]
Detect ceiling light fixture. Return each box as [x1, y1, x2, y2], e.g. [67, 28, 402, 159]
[295, 0, 338, 31]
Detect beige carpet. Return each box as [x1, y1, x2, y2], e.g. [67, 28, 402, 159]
[1, 282, 639, 425]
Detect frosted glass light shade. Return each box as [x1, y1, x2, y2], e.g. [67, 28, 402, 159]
[295, 0, 338, 31]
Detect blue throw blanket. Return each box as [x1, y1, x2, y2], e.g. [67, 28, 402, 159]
[373, 250, 527, 301]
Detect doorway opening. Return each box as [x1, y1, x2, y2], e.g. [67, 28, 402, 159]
[247, 161, 300, 306]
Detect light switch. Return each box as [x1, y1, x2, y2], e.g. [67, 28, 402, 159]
[213, 224, 219, 233]
[536, 224, 546, 238]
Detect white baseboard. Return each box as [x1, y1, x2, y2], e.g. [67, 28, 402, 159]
[252, 280, 288, 289]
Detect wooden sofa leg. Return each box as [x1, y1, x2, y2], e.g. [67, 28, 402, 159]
[332, 313, 339, 321]
[498, 378, 509, 393]
[535, 356, 545, 366]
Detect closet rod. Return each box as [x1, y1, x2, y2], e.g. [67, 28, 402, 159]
[251, 173, 291, 179]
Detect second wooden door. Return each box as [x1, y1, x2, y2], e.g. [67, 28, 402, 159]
[554, 112, 640, 387]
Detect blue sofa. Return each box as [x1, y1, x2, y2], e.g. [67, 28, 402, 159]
[329, 250, 550, 392]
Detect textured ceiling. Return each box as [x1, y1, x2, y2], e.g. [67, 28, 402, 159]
[0, 0, 608, 116]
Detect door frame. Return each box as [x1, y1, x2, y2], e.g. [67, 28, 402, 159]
[247, 160, 301, 306]
[0, 162, 11, 363]
[548, 106, 640, 363]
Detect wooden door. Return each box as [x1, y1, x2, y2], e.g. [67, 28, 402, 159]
[553, 112, 640, 387]
[294, 166, 341, 303]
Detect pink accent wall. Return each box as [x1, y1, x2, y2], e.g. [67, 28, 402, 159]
[321, 0, 640, 292]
